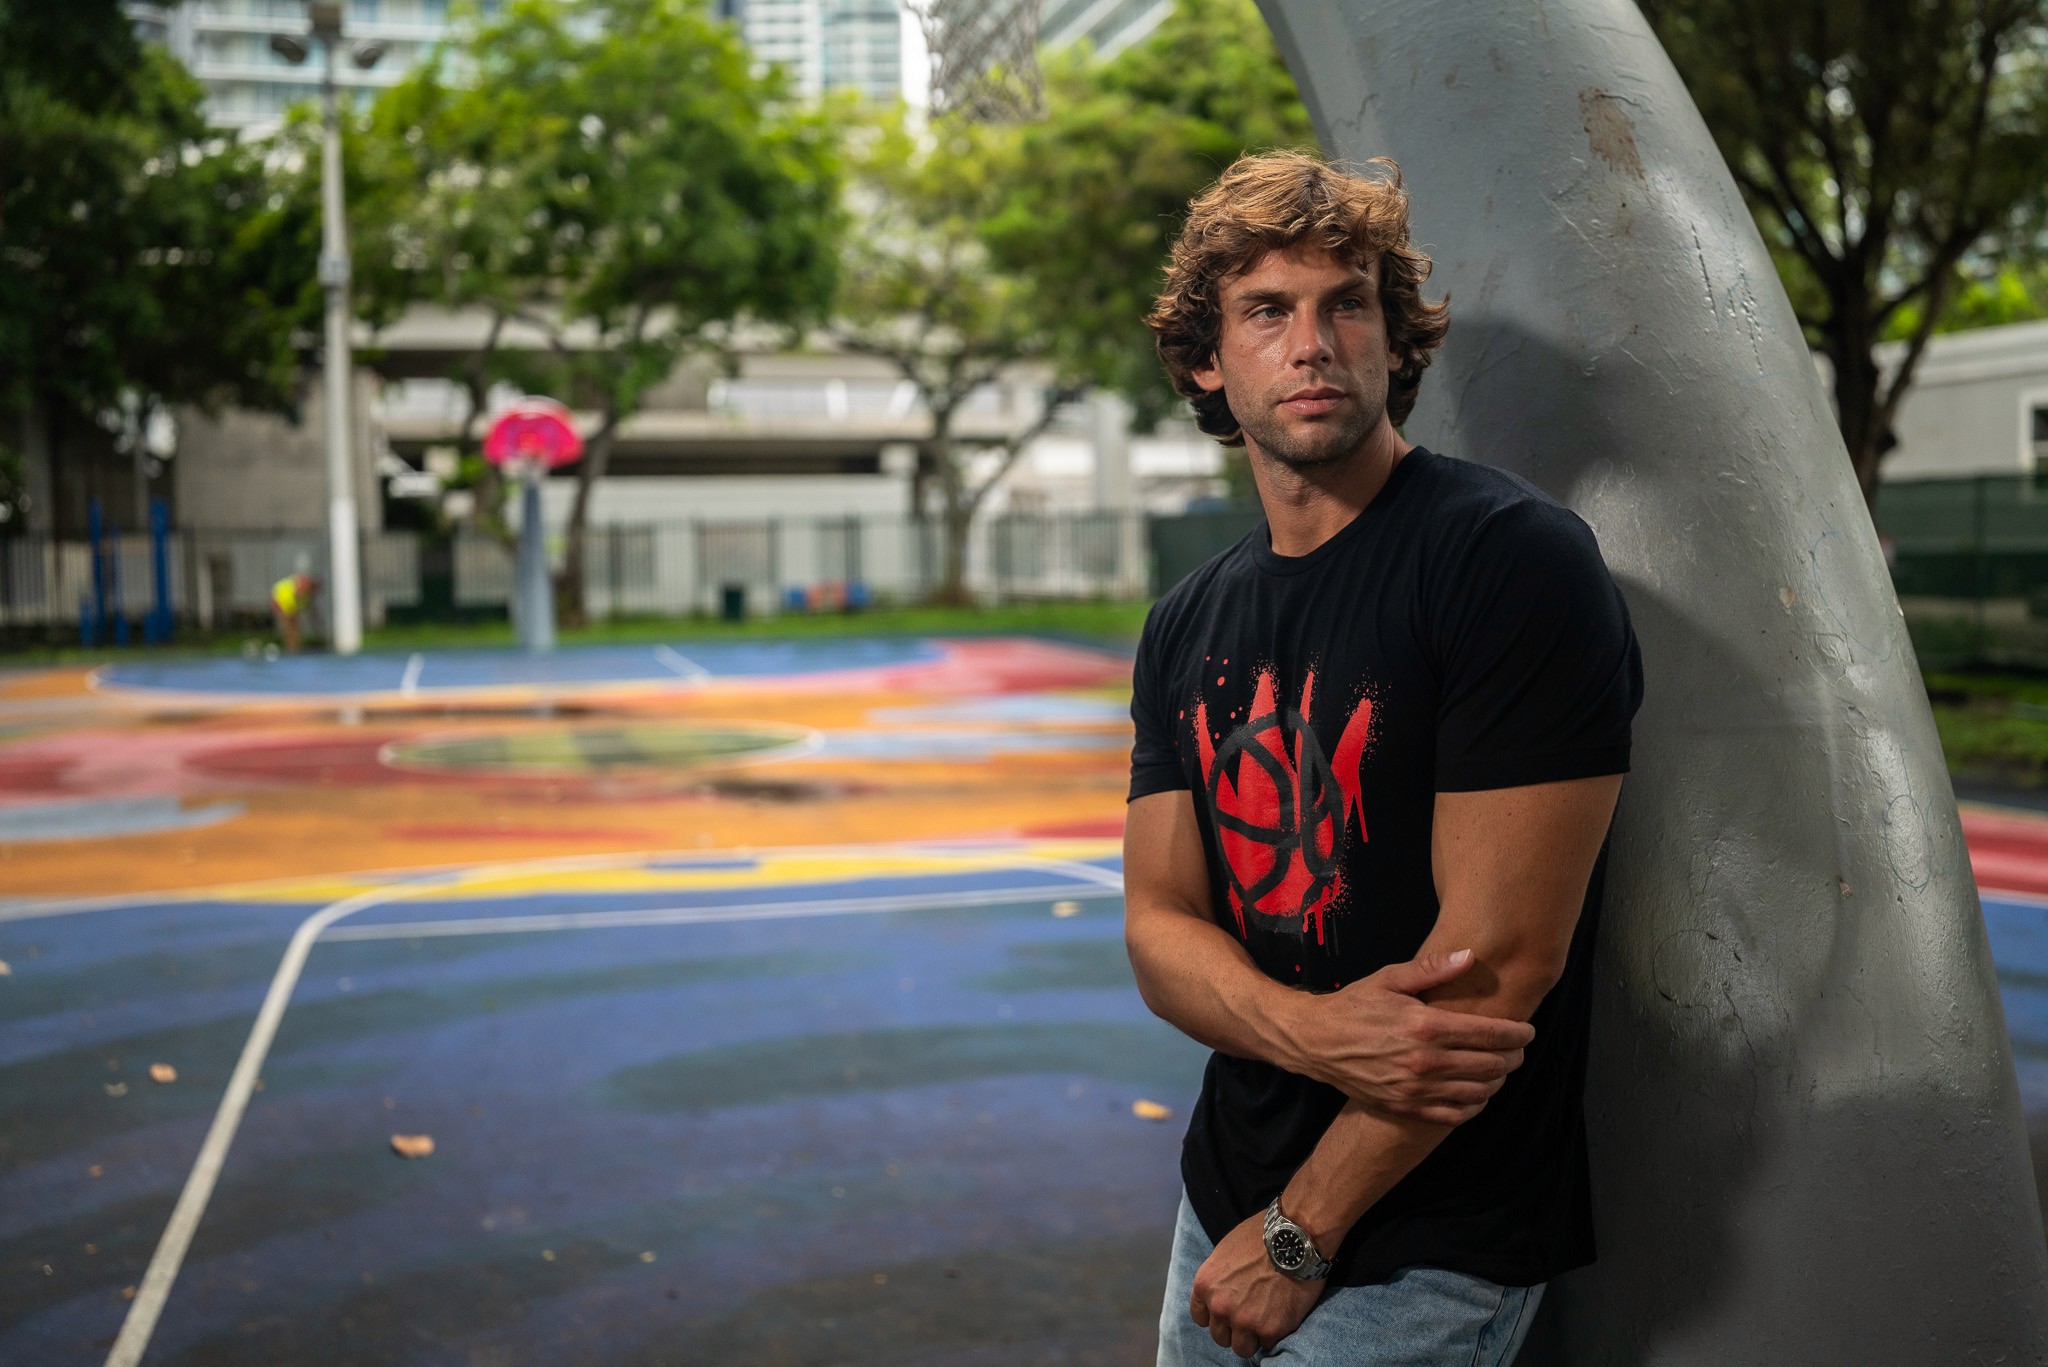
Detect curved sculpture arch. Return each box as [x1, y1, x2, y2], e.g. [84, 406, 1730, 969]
[1253, 1, 2048, 1359]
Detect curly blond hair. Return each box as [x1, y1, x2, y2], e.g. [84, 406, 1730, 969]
[1147, 150, 1450, 444]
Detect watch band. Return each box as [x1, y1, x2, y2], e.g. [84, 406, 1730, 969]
[1262, 1196, 1334, 1281]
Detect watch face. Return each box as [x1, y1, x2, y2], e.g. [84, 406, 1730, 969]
[1269, 1226, 1308, 1270]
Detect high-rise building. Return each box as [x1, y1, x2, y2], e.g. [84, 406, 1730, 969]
[744, 0, 907, 104]
[127, 0, 468, 131]
[820, 0, 904, 103]
[1039, 0, 1169, 60]
[128, 0, 901, 131]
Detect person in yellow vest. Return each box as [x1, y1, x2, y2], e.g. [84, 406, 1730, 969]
[270, 572, 318, 653]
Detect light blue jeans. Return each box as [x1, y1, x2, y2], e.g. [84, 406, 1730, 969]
[1156, 1192, 1544, 1365]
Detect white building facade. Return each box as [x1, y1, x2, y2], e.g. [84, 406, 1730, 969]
[1876, 319, 2048, 481]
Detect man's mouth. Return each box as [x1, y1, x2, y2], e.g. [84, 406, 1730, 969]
[1279, 387, 1346, 416]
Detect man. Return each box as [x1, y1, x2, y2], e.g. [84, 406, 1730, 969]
[1126, 150, 1642, 1364]
[270, 570, 318, 653]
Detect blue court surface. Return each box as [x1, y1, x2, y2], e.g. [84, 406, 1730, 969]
[93, 639, 944, 698]
[7, 836, 2048, 1362]
[0, 849, 1203, 1365]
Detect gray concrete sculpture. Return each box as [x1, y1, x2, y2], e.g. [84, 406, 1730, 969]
[1252, 0, 2048, 1360]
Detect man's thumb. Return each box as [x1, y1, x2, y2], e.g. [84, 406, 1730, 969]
[1377, 948, 1474, 996]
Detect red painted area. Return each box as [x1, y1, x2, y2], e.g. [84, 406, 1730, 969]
[186, 734, 414, 785]
[782, 639, 1130, 697]
[1963, 807, 2048, 896]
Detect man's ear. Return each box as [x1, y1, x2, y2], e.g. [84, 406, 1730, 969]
[1191, 352, 1224, 394]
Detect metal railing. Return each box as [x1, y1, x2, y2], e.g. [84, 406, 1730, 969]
[0, 509, 1155, 637]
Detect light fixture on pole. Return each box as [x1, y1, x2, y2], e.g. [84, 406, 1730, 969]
[268, 3, 384, 656]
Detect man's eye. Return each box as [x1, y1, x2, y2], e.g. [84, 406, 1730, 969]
[1253, 305, 1285, 320]
[1334, 297, 1365, 312]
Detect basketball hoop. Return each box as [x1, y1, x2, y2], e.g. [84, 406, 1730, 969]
[906, 0, 1044, 124]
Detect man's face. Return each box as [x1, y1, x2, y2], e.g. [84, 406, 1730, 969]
[1191, 244, 1401, 470]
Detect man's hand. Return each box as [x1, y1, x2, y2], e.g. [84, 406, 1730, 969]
[1288, 949, 1534, 1124]
[1190, 1210, 1324, 1359]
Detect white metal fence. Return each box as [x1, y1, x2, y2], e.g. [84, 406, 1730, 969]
[0, 510, 1149, 632]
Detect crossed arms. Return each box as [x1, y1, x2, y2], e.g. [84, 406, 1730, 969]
[1122, 774, 1624, 1358]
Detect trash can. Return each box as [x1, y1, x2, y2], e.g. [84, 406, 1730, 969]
[720, 583, 747, 623]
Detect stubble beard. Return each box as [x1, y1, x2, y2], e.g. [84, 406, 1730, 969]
[1235, 385, 1385, 472]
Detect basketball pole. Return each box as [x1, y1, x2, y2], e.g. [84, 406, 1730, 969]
[316, 5, 363, 657]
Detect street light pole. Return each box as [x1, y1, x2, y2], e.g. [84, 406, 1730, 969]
[312, 2, 363, 655]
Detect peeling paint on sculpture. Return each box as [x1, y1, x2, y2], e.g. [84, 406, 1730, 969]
[1254, 0, 2048, 1360]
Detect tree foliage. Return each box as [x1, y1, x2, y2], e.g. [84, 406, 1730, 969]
[832, 111, 1078, 603]
[358, 0, 842, 621]
[984, 0, 1315, 424]
[0, 0, 312, 527]
[1641, 0, 2048, 504]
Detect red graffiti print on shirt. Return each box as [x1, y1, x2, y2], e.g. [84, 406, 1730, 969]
[1194, 668, 1372, 943]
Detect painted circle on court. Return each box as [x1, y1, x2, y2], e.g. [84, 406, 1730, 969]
[380, 722, 817, 776]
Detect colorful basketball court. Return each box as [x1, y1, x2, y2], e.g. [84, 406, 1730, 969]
[3, 636, 2047, 1363]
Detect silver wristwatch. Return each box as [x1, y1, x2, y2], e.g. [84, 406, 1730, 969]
[1262, 1196, 1334, 1281]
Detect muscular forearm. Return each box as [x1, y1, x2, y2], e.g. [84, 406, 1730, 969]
[1283, 1099, 1450, 1254]
[1276, 929, 1568, 1255]
[1125, 902, 1313, 1076]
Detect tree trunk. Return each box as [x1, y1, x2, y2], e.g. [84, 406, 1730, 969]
[554, 403, 619, 629]
[1826, 323, 1889, 511]
[928, 416, 975, 606]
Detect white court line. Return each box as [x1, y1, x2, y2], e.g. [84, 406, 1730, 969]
[323, 882, 1123, 941]
[653, 644, 710, 681]
[101, 870, 455, 1367]
[97, 848, 1125, 1367]
[399, 652, 426, 697]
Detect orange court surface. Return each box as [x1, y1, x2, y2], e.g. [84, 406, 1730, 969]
[0, 637, 1135, 902]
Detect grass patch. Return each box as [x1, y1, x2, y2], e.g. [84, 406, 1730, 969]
[0, 599, 1151, 669]
[1926, 670, 2048, 788]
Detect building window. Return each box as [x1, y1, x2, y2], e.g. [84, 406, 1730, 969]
[2032, 403, 2048, 469]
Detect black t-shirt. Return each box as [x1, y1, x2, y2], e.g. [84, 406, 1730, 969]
[1127, 446, 1642, 1289]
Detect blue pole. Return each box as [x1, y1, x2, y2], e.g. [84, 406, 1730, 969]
[146, 497, 173, 644]
[110, 522, 128, 646]
[517, 472, 555, 654]
[84, 497, 107, 646]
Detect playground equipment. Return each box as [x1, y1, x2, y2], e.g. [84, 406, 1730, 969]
[1256, 0, 2048, 1358]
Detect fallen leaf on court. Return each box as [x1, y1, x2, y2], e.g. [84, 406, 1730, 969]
[148, 1063, 176, 1084]
[0, 959, 11, 975]
[1051, 901, 1081, 918]
[1132, 1099, 1172, 1121]
[87, 1165, 103, 1179]
[104, 1082, 128, 1098]
[639, 1251, 656, 1263]
[389, 1133, 435, 1159]
[120, 1286, 136, 1301]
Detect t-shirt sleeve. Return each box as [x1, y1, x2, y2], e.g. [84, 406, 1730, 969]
[1128, 605, 1190, 802]
[1433, 499, 1643, 792]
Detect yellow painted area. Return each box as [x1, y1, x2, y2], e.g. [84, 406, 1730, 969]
[216, 839, 1123, 906]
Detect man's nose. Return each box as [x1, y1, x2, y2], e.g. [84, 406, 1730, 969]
[1285, 308, 1335, 366]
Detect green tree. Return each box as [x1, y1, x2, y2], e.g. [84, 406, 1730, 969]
[832, 113, 1084, 604]
[0, 0, 311, 530]
[983, 0, 1315, 424]
[1640, 0, 2048, 505]
[359, 0, 842, 623]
